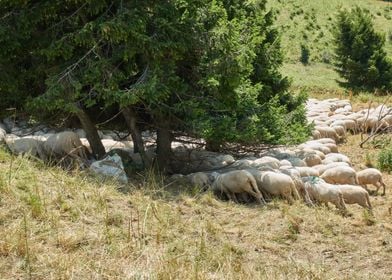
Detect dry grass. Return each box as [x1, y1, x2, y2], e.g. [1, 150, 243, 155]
[1, 135, 392, 279]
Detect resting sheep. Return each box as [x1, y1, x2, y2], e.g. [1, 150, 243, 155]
[356, 168, 386, 196]
[320, 166, 358, 185]
[44, 131, 88, 163]
[211, 170, 265, 204]
[5, 135, 46, 159]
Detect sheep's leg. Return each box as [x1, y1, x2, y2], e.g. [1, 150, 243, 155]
[247, 190, 265, 205]
[225, 191, 238, 203]
[361, 184, 369, 193]
[284, 193, 294, 205]
[373, 182, 381, 195]
[379, 179, 386, 196]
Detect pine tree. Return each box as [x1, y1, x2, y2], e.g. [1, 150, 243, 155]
[333, 7, 392, 91]
[0, 0, 311, 171]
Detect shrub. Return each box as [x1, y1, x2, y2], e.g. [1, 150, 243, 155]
[300, 44, 310, 65]
[378, 146, 392, 172]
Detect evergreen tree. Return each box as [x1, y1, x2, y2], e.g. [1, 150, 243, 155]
[333, 7, 392, 91]
[0, 0, 310, 171]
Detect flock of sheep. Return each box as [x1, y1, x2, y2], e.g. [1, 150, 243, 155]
[170, 98, 390, 215]
[0, 98, 390, 215]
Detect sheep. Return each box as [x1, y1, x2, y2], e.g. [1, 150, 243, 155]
[252, 156, 280, 169]
[322, 153, 351, 165]
[320, 166, 358, 185]
[312, 162, 350, 175]
[323, 143, 339, 153]
[299, 143, 331, 155]
[0, 127, 5, 143]
[169, 172, 210, 191]
[356, 168, 386, 196]
[302, 177, 347, 212]
[286, 157, 307, 167]
[258, 171, 300, 204]
[280, 159, 293, 167]
[186, 172, 210, 190]
[279, 168, 306, 199]
[44, 131, 87, 163]
[312, 130, 321, 139]
[314, 126, 341, 143]
[303, 153, 322, 167]
[337, 184, 372, 212]
[5, 135, 46, 159]
[332, 125, 346, 139]
[295, 166, 319, 177]
[211, 170, 265, 204]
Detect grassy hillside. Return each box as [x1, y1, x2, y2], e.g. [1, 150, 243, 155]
[268, 0, 392, 91]
[1, 135, 392, 279]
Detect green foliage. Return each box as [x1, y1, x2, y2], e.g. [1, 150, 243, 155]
[300, 44, 310, 65]
[378, 146, 392, 172]
[0, 0, 310, 151]
[333, 7, 392, 91]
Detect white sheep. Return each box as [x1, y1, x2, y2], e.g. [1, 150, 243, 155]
[295, 166, 319, 177]
[322, 153, 351, 165]
[312, 162, 350, 175]
[337, 184, 372, 212]
[0, 127, 6, 143]
[186, 172, 210, 190]
[302, 177, 347, 212]
[44, 131, 87, 163]
[5, 135, 46, 159]
[258, 171, 300, 204]
[211, 170, 265, 204]
[314, 126, 341, 143]
[357, 168, 386, 196]
[320, 166, 358, 185]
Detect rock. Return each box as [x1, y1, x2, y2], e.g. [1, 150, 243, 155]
[90, 154, 128, 184]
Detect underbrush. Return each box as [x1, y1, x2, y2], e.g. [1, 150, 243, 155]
[0, 146, 392, 279]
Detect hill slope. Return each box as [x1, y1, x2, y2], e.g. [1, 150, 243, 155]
[269, 0, 392, 91]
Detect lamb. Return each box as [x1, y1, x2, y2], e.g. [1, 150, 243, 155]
[356, 168, 386, 196]
[258, 171, 300, 204]
[44, 131, 88, 163]
[320, 166, 358, 185]
[211, 170, 265, 204]
[302, 177, 347, 212]
[337, 184, 372, 212]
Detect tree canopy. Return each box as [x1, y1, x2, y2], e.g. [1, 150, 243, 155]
[0, 0, 310, 171]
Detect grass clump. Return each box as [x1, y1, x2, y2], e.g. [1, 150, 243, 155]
[378, 146, 392, 172]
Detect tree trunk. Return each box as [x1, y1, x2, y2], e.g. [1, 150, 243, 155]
[122, 106, 151, 167]
[75, 108, 106, 159]
[156, 124, 173, 173]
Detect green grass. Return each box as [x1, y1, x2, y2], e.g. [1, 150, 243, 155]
[269, 0, 392, 91]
